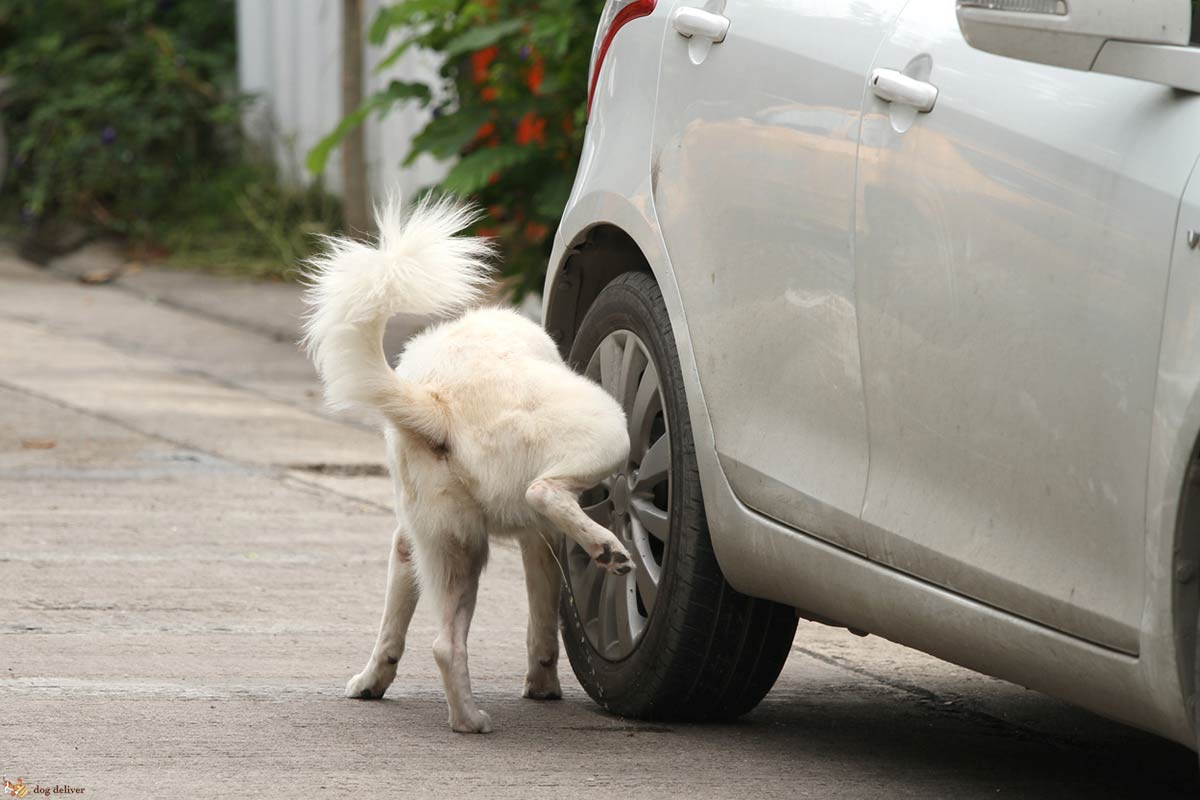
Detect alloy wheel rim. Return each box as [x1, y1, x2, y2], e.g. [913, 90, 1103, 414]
[571, 329, 672, 660]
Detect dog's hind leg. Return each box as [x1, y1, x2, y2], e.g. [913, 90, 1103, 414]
[525, 478, 633, 575]
[520, 531, 563, 700]
[425, 535, 492, 733]
[345, 524, 420, 700]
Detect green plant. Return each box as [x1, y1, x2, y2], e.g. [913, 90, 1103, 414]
[155, 152, 344, 281]
[0, 0, 243, 236]
[0, 0, 343, 279]
[309, 0, 604, 295]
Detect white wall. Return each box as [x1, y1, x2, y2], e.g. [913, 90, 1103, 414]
[235, 0, 447, 201]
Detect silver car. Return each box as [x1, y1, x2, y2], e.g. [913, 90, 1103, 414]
[543, 0, 1200, 750]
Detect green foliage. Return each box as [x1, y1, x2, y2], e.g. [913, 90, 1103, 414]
[0, 0, 241, 233]
[306, 80, 431, 176]
[441, 144, 534, 195]
[310, 0, 605, 295]
[156, 153, 343, 280]
[0, 0, 341, 278]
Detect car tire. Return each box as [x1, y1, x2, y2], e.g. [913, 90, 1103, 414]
[1195, 606, 1200, 762]
[560, 271, 798, 720]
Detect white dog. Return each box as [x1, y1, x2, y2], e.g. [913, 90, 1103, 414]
[303, 197, 633, 733]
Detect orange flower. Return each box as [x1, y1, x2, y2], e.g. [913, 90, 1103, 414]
[481, 86, 498, 102]
[525, 57, 544, 94]
[473, 121, 496, 142]
[524, 221, 549, 242]
[515, 112, 546, 146]
[470, 47, 498, 84]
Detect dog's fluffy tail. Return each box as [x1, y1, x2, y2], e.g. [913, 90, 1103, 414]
[301, 195, 493, 442]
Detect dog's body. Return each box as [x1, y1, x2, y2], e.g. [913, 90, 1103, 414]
[303, 198, 632, 733]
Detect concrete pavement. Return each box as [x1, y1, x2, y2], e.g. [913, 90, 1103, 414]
[1, 247, 1197, 798]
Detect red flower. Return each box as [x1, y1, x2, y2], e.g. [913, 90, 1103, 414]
[524, 221, 549, 242]
[525, 57, 544, 93]
[481, 86, 498, 102]
[473, 121, 496, 142]
[471, 47, 498, 84]
[515, 112, 546, 146]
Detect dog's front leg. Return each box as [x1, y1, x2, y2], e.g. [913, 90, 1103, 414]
[520, 531, 563, 700]
[346, 524, 419, 700]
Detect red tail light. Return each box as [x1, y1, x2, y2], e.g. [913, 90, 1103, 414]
[587, 0, 657, 116]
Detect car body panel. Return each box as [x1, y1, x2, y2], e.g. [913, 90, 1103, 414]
[854, 0, 1200, 655]
[648, 0, 908, 555]
[545, 0, 1200, 747]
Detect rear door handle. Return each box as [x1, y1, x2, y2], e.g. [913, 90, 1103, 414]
[672, 7, 730, 43]
[870, 68, 938, 112]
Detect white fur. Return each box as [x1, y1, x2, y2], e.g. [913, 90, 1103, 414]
[302, 197, 632, 733]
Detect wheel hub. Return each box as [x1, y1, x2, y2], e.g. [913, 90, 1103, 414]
[611, 473, 630, 515]
[570, 329, 672, 660]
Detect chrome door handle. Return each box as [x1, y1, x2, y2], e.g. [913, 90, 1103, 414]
[870, 68, 938, 112]
[672, 7, 730, 43]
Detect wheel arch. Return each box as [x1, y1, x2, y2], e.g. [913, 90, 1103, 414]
[1147, 369, 1200, 745]
[544, 223, 654, 360]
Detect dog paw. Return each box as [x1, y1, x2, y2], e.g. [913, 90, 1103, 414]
[523, 671, 563, 701]
[450, 708, 493, 734]
[345, 667, 395, 700]
[594, 541, 634, 575]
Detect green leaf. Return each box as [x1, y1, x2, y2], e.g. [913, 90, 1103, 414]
[306, 81, 433, 175]
[383, 79, 433, 106]
[439, 145, 535, 195]
[534, 172, 573, 218]
[442, 19, 526, 59]
[404, 107, 491, 165]
[374, 37, 417, 74]
[368, 0, 454, 44]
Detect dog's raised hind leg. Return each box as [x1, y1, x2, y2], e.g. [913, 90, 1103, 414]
[520, 531, 563, 700]
[525, 478, 633, 575]
[346, 524, 419, 700]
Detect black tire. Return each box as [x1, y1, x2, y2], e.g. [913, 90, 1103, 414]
[1195, 607, 1200, 764]
[560, 271, 798, 721]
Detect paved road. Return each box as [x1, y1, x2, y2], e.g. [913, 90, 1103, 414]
[2, 247, 1197, 798]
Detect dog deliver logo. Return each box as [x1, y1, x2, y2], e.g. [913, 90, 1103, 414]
[3, 777, 28, 798]
[3, 778, 84, 797]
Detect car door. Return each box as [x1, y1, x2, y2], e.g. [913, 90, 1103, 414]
[651, 0, 908, 554]
[854, 0, 1200, 652]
